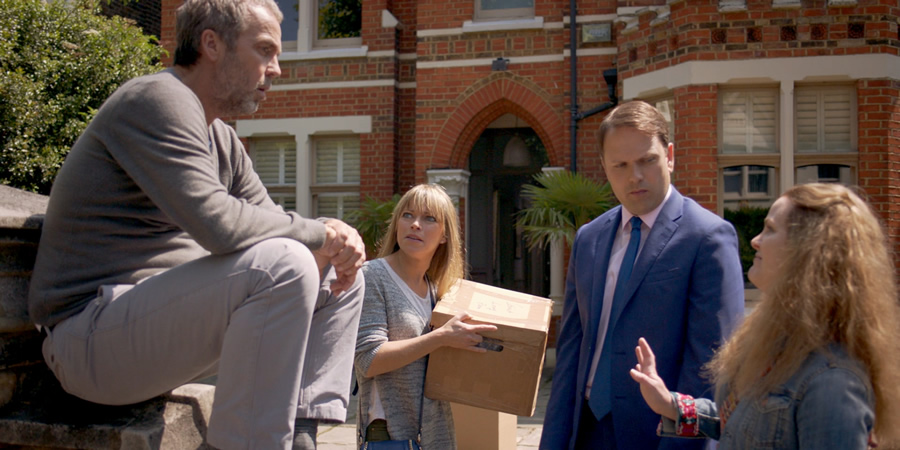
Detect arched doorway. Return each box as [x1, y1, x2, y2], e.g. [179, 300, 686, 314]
[466, 114, 550, 297]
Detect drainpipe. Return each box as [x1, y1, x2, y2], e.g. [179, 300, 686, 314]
[569, 0, 619, 173]
[569, 0, 579, 173]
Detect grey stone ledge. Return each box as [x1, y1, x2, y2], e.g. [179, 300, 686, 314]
[0, 185, 48, 230]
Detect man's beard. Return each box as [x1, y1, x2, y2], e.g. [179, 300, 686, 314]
[214, 52, 264, 116]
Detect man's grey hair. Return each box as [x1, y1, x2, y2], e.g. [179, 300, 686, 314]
[174, 0, 283, 67]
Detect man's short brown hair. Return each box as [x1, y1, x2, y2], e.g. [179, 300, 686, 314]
[598, 100, 670, 158]
[174, 0, 283, 67]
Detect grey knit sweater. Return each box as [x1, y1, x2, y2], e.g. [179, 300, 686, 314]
[355, 259, 456, 448]
[28, 69, 327, 327]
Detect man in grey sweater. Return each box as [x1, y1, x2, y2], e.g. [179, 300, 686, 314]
[26, 0, 364, 448]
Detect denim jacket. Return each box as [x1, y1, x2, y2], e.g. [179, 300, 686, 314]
[659, 344, 874, 449]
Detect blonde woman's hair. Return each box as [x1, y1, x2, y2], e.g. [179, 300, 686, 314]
[709, 183, 900, 444]
[377, 184, 465, 299]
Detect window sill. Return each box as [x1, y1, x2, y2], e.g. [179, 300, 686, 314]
[462, 17, 544, 33]
[279, 46, 369, 62]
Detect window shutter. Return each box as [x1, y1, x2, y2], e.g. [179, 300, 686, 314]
[316, 195, 339, 218]
[316, 138, 360, 184]
[316, 140, 340, 184]
[721, 90, 777, 154]
[342, 139, 360, 183]
[253, 142, 282, 185]
[796, 87, 852, 153]
[253, 140, 296, 185]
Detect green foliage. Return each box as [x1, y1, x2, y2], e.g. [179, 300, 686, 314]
[0, 0, 165, 194]
[346, 194, 400, 258]
[318, 0, 361, 39]
[515, 171, 615, 251]
[724, 205, 769, 283]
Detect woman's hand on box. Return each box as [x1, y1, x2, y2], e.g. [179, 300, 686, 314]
[435, 312, 498, 353]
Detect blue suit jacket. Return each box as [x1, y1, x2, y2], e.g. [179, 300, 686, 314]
[540, 188, 745, 450]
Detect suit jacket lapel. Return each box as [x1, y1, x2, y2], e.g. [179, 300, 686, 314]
[607, 188, 684, 333]
[588, 209, 619, 345]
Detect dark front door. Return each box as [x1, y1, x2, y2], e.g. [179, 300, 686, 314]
[467, 127, 548, 297]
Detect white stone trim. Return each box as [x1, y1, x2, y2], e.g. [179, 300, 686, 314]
[563, 47, 617, 57]
[623, 53, 900, 100]
[718, 0, 747, 12]
[562, 14, 617, 24]
[541, 166, 566, 315]
[271, 79, 395, 92]
[461, 17, 544, 33]
[367, 50, 396, 58]
[417, 53, 564, 69]
[382, 9, 400, 29]
[427, 169, 471, 257]
[279, 46, 369, 62]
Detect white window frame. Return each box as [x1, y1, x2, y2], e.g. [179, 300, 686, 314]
[278, 0, 363, 54]
[474, 0, 534, 22]
[235, 116, 372, 217]
[716, 84, 858, 214]
[721, 164, 778, 211]
[308, 0, 362, 50]
[311, 136, 360, 220]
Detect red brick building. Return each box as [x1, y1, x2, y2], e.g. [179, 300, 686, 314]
[158, 0, 900, 309]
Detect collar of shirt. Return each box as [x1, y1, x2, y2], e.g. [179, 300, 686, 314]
[620, 184, 672, 233]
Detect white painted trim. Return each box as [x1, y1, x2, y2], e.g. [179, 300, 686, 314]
[366, 50, 396, 58]
[398, 52, 417, 61]
[718, 0, 748, 12]
[563, 47, 617, 57]
[562, 14, 617, 24]
[417, 13, 624, 37]
[616, 7, 644, 15]
[417, 53, 564, 69]
[771, 0, 800, 9]
[398, 81, 416, 89]
[235, 116, 373, 216]
[427, 168, 471, 264]
[417, 27, 464, 37]
[382, 9, 400, 29]
[780, 80, 795, 192]
[623, 54, 900, 100]
[271, 79, 395, 91]
[279, 46, 369, 61]
[461, 17, 544, 33]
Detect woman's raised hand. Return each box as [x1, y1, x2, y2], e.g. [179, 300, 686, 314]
[629, 337, 678, 420]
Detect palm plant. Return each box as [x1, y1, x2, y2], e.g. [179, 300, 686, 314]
[345, 194, 400, 258]
[515, 170, 615, 251]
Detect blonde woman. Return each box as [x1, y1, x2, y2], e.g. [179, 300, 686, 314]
[631, 183, 900, 449]
[354, 184, 496, 448]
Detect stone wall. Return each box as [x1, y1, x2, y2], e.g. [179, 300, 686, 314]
[0, 185, 214, 449]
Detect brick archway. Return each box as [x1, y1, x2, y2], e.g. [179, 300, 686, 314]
[422, 76, 566, 173]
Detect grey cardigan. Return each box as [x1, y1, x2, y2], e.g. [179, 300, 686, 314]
[28, 69, 326, 326]
[355, 259, 456, 448]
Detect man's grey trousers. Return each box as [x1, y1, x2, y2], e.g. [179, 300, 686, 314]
[41, 238, 364, 449]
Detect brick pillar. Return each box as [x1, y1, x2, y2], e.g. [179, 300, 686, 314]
[857, 78, 900, 274]
[672, 84, 719, 211]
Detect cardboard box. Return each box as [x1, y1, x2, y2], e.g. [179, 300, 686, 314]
[425, 279, 553, 416]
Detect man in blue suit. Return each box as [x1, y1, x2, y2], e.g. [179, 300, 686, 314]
[540, 101, 744, 449]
